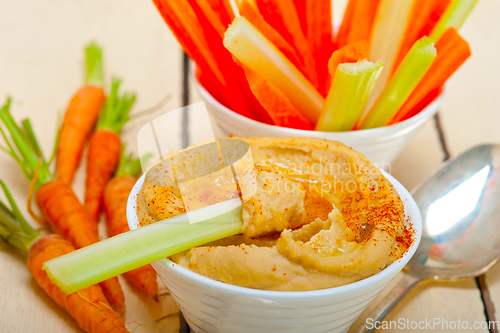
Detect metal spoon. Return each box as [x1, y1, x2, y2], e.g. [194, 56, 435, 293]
[351, 144, 500, 333]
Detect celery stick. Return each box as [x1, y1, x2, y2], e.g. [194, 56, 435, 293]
[359, 38, 437, 130]
[43, 199, 243, 295]
[224, 17, 324, 124]
[430, 0, 478, 40]
[315, 60, 384, 132]
[365, 0, 414, 114]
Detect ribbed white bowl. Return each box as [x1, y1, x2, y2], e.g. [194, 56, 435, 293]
[195, 81, 441, 166]
[127, 171, 422, 333]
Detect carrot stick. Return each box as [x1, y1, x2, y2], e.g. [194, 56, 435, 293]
[104, 151, 158, 299]
[152, 0, 226, 86]
[190, 0, 235, 38]
[0, 100, 125, 316]
[0, 182, 128, 333]
[256, 0, 318, 88]
[305, 0, 335, 96]
[359, 37, 437, 129]
[56, 43, 105, 185]
[293, 0, 307, 35]
[243, 66, 313, 130]
[155, 0, 273, 123]
[337, 0, 381, 49]
[239, 0, 302, 70]
[390, 28, 471, 124]
[85, 79, 135, 223]
[393, 0, 451, 72]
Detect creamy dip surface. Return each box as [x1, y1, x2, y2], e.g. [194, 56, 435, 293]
[137, 137, 414, 291]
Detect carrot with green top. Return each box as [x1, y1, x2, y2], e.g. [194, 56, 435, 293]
[56, 42, 106, 185]
[0, 98, 126, 316]
[0, 181, 129, 333]
[85, 79, 135, 223]
[103, 150, 158, 299]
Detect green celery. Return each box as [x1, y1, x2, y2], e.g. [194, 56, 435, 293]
[84, 42, 104, 87]
[358, 38, 437, 130]
[43, 199, 243, 295]
[430, 0, 479, 40]
[315, 60, 384, 132]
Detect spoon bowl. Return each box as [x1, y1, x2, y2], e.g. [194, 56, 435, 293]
[352, 144, 500, 332]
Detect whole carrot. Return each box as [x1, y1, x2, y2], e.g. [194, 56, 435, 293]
[56, 42, 105, 185]
[0, 182, 129, 333]
[103, 150, 158, 299]
[0, 98, 125, 316]
[85, 79, 135, 223]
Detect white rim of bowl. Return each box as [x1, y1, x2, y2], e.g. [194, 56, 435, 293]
[192, 66, 442, 139]
[127, 170, 422, 300]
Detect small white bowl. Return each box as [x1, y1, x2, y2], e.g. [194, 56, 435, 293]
[127, 171, 422, 333]
[195, 80, 441, 166]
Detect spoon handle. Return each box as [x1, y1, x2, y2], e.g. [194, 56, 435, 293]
[350, 273, 420, 333]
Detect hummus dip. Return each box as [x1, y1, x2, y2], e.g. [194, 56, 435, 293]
[137, 137, 413, 291]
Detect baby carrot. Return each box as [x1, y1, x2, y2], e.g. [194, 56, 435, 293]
[56, 42, 106, 185]
[0, 99, 125, 316]
[391, 28, 471, 123]
[0, 182, 128, 333]
[103, 151, 158, 298]
[243, 66, 313, 130]
[85, 79, 135, 223]
[337, 0, 381, 49]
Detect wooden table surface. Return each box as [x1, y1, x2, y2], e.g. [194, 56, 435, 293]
[1, 1, 499, 332]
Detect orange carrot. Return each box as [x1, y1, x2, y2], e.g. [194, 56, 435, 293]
[190, 0, 234, 38]
[293, 0, 307, 35]
[85, 79, 134, 223]
[256, 0, 318, 88]
[0, 101, 126, 316]
[154, 0, 273, 124]
[390, 28, 470, 124]
[392, 0, 451, 73]
[103, 152, 158, 298]
[0, 182, 128, 333]
[56, 43, 105, 185]
[29, 236, 129, 333]
[243, 66, 313, 130]
[305, 0, 335, 97]
[337, 0, 380, 49]
[327, 40, 370, 90]
[239, 0, 302, 70]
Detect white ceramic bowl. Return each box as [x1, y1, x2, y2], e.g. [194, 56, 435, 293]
[127, 171, 422, 333]
[195, 81, 441, 166]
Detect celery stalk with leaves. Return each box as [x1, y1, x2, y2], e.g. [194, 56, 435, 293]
[315, 60, 384, 132]
[358, 38, 437, 130]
